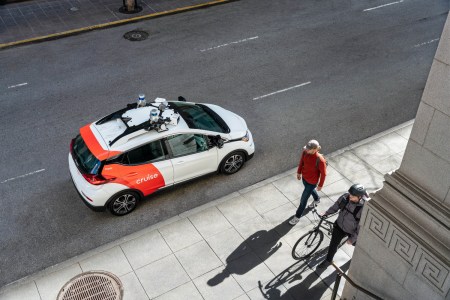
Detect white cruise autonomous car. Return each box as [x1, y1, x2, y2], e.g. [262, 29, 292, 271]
[69, 95, 255, 215]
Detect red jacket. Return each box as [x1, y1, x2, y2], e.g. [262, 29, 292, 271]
[297, 151, 327, 187]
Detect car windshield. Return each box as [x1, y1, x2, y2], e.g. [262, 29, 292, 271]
[170, 102, 230, 133]
[72, 135, 102, 174]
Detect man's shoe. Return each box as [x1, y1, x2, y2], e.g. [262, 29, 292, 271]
[308, 198, 321, 208]
[289, 216, 300, 225]
[317, 260, 330, 269]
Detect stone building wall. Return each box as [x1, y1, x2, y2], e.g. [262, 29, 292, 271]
[341, 14, 450, 300]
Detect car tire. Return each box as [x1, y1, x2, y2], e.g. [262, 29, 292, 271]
[220, 151, 246, 175]
[107, 190, 140, 216]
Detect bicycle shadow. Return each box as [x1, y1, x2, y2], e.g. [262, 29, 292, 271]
[207, 218, 295, 287]
[258, 251, 351, 299]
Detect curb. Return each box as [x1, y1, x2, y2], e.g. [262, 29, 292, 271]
[0, 0, 237, 50]
[0, 119, 414, 294]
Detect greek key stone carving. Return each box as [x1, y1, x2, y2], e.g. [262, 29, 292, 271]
[366, 208, 390, 243]
[416, 251, 449, 292]
[365, 206, 449, 294]
[389, 227, 417, 266]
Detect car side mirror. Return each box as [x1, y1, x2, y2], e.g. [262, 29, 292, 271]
[213, 135, 224, 149]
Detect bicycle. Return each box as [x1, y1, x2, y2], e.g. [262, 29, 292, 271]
[291, 207, 345, 260]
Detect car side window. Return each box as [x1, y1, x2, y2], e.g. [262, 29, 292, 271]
[125, 140, 166, 165]
[166, 134, 208, 158]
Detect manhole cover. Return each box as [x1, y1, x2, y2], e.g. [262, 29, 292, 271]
[124, 30, 149, 41]
[57, 271, 123, 300]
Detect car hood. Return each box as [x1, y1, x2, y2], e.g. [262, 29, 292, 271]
[204, 104, 248, 139]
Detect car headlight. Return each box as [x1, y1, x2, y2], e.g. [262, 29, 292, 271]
[242, 130, 250, 142]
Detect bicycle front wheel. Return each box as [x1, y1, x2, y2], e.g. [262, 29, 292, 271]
[292, 230, 324, 260]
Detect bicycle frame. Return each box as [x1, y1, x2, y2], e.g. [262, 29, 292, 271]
[291, 208, 340, 260]
[310, 207, 336, 236]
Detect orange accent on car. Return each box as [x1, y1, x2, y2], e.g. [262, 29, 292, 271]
[80, 124, 121, 160]
[102, 163, 166, 196]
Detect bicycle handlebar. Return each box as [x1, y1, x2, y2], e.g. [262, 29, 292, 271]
[311, 208, 338, 220]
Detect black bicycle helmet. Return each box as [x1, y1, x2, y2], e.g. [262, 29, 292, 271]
[348, 184, 366, 197]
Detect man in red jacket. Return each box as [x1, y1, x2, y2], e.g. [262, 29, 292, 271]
[289, 140, 327, 225]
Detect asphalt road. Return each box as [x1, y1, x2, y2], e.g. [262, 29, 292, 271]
[0, 0, 448, 287]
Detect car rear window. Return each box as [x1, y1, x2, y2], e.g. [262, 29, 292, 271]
[72, 135, 102, 174]
[170, 102, 230, 133]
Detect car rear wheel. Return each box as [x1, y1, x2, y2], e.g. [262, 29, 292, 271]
[220, 151, 245, 175]
[108, 191, 140, 216]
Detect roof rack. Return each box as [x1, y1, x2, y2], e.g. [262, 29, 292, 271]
[96, 103, 137, 125]
[96, 98, 180, 147]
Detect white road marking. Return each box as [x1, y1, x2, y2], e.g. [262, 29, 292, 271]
[363, 0, 403, 11]
[414, 38, 440, 48]
[200, 36, 259, 52]
[253, 82, 311, 100]
[1, 169, 46, 184]
[7, 82, 28, 89]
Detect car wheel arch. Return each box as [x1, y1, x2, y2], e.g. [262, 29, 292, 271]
[105, 189, 143, 216]
[218, 150, 248, 174]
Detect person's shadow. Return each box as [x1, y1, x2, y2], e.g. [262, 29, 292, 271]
[258, 255, 352, 299]
[207, 218, 295, 286]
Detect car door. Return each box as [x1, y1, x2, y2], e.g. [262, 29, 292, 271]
[166, 133, 218, 183]
[102, 139, 174, 196]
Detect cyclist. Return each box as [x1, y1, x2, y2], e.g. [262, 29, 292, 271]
[317, 184, 368, 269]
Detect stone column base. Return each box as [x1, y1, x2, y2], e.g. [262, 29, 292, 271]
[342, 172, 449, 299]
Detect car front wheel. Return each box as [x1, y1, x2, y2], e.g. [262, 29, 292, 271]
[108, 191, 140, 216]
[220, 151, 245, 175]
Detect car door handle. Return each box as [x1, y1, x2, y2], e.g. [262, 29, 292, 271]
[126, 172, 138, 176]
[176, 161, 185, 164]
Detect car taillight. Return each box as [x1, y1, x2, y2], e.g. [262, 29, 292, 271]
[82, 174, 114, 185]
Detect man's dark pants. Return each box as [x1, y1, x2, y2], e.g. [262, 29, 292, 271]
[295, 178, 319, 218]
[325, 223, 348, 262]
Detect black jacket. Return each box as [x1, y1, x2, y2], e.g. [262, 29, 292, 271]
[324, 193, 365, 243]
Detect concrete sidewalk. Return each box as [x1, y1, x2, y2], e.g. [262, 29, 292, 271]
[0, 0, 234, 48]
[0, 121, 413, 300]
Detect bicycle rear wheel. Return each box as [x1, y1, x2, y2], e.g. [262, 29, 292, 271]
[292, 230, 324, 260]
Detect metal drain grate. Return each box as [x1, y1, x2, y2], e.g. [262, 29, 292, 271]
[123, 30, 149, 41]
[57, 271, 123, 300]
